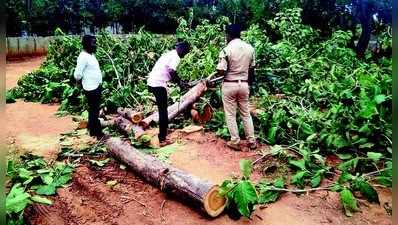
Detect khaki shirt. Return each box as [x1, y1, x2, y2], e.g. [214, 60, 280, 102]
[216, 38, 255, 81]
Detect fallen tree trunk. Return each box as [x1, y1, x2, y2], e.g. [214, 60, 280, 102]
[141, 81, 208, 128]
[106, 137, 226, 217]
[101, 116, 145, 138]
[117, 107, 143, 124]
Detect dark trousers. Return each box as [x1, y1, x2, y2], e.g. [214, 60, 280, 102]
[149, 86, 168, 142]
[84, 86, 103, 137]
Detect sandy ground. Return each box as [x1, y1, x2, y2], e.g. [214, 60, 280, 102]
[6, 57, 392, 225]
[6, 57, 45, 90]
[6, 57, 76, 161]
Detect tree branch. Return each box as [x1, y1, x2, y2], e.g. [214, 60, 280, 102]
[268, 185, 333, 193]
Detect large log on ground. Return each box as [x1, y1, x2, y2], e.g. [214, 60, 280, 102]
[103, 116, 145, 138]
[141, 81, 208, 128]
[106, 137, 226, 217]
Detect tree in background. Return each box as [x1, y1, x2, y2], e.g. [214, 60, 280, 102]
[103, 0, 123, 33]
[6, 0, 26, 36]
[6, 0, 392, 45]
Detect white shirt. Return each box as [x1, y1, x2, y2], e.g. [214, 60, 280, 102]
[216, 38, 255, 81]
[73, 51, 103, 91]
[147, 50, 181, 88]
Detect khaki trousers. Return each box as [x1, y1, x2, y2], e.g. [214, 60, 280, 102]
[221, 82, 255, 144]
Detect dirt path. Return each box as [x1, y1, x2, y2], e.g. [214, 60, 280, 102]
[6, 57, 45, 90]
[6, 57, 76, 161]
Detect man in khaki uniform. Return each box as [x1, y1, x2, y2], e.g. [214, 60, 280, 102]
[216, 24, 257, 151]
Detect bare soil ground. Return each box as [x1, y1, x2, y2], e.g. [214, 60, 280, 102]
[6, 57, 45, 90]
[6, 57, 76, 161]
[7, 57, 392, 225]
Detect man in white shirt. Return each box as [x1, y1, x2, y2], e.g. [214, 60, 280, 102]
[216, 24, 257, 151]
[147, 42, 190, 147]
[74, 35, 104, 139]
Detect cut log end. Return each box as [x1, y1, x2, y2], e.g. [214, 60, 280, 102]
[117, 107, 143, 124]
[203, 185, 227, 217]
[131, 113, 143, 124]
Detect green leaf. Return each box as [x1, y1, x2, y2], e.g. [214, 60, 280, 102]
[139, 134, 152, 143]
[26, 158, 47, 169]
[375, 176, 392, 187]
[53, 174, 72, 186]
[31, 195, 53, 205]
[267, 127, 278, 144]
[270, 145, 284, 155]
[273, 178, 285, 188]
[36, 169, 51, 174]
[257, 178, 284, 204]
[239, 159, 253, 178]
[18, 168, 33, 180]
[338, 172, 354, 184]
[332, 136, 349, 148]
[7, 160, 15, 175]
[300, 122, 314, 135]
[330, 183, 343, 192]
[336, 153, 353, 160]
[289, 159, 306, 170]
[354, 178, 379, 203]
[233, 181, 258, 218]
[6, 184, 31, 213]
[155, 145, 179, 162]
[310, 172, 322, 188]
[313, 154, 325, 165]
[359, 101, 377, 119]
[219, 180, 235, 196]
[36, 184, 57, 195]
[367, 152, 383, 162]
[359, 143, 374, 149]
[258, 190, 279, 204]
[23, 177, 35, 186]
[338, 158, 359, 172]
[55, 163, 74, 174]
[41, 174, 54, 185]
[291, 171, 307, 187]
[306, 133, 318, 142]
[340, 188, 358, 217]
[374, 94, 386, 104]
[358, 124, 371, 134]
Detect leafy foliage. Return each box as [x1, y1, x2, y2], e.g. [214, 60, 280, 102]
[219, 160, 258, 218]
[8, 9, 391, 158]
[339, 188, 359, 217]
[257, 178, 285, 204]
[246, 9, 391, 155]
[6, 155, 74, 224]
